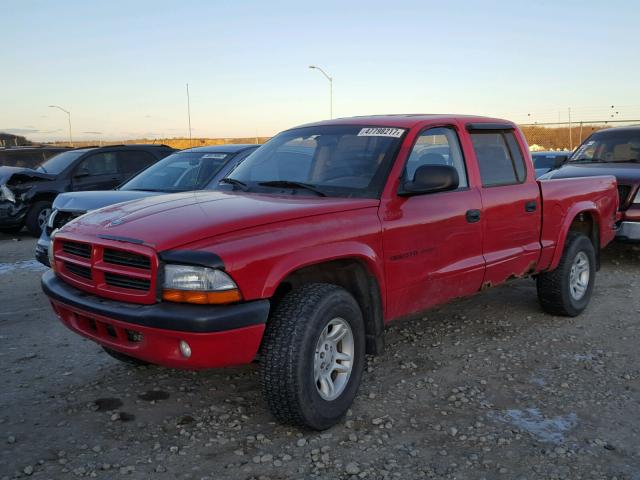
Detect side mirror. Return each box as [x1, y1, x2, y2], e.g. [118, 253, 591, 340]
[400, 164, 459, 196]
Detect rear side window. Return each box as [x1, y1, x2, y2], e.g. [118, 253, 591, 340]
[118, 150, 156, 175]
[76, 152, 118, 175]
[470, 131, 527, 186]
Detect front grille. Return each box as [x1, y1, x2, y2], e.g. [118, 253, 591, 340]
[104, 272, 150, 291]
[103, 249, 151, 270]
[53, 236, 156, 304]
[618, 185, 632, 210]
[62, 241, 91, 258]
[65, 262, 92, 280]
[47, 211, 82, 235]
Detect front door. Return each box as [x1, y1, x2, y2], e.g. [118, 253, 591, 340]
[381, 126, 485, 320]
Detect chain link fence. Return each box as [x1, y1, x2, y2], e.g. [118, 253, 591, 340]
[519, 120, 640, 152]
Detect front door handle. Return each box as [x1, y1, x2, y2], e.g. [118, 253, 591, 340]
[525, 201, 537, 212]
[466, 209, 481, 223]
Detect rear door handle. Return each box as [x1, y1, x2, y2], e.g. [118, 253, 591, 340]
[466, 209, 481, 223]
[525, 201, 537, 212]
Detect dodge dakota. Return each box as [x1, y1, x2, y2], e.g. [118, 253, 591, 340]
[42, 115, 618, 429]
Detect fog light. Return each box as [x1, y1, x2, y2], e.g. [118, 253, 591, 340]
[179, 340, 191, 358]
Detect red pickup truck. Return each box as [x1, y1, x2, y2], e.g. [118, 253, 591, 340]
[42, 115, 618, 429]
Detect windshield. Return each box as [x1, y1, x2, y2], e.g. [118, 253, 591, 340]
[121, 151, 233, 192]
[36, 150, 86, 174]
[222, 125, 405, 198]
[570, 130, 640, 164]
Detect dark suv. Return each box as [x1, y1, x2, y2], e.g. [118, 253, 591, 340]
[0, 144, 175, 236]
[0, 146, 72, 169]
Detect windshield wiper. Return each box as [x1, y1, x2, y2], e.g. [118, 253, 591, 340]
[257, 180, 327, 197]
[219, 177, 249, 191]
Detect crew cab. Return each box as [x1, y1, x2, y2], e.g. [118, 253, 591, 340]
[41, 115, 618, 430]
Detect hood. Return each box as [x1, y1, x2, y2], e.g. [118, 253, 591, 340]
[61, 191, 379, 251]
[53, 190, 160, 212]
[545, 162, 640, 185]
[0, 166, 54, 185]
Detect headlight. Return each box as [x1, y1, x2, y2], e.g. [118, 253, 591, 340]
[48, 230, 58, 272]
[0, 184, 15, 203]
[162, 265, 241, 304]
[47, 209, 58, 228]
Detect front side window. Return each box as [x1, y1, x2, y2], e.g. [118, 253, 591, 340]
[570, 129, 640, 164]
[471, 131, 527, 186]
[122, 151, 233, 192]
[224, 125, 405, 198]
[404, 127, 468, 188]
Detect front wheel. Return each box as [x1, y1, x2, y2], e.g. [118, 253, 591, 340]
[25, 201, 52, 237]
[260, 283, 365, 430]
[537, 232, 596, 316]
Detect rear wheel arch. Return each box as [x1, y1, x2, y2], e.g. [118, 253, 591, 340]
[267, 258, 385, 355]
[550, 208, 601, 271]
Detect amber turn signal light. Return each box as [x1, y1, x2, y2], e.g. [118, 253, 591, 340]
[162, 289, 242, 305]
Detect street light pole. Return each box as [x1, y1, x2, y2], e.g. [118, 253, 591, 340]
[309, 65, 333, 119]
[48, 105, 73, 146]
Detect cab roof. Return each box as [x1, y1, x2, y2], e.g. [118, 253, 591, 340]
[297, 114, 515, 130]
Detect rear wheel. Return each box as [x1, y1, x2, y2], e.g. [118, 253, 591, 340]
[537, 233, 596, 316]
[260, 283, 365, 430]
[25, 201, 52, 237]
[102, 347, 150, 366]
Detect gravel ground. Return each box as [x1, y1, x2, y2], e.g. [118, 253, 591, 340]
[1, 232, 639, 480]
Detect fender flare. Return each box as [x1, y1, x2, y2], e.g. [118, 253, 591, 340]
[548, 201, 601, 271]
[260, 240, 386, 301]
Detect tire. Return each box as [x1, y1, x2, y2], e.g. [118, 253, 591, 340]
[537, 232, 596, 317]
[0, 225, 23, 234]
[102, 347, 150, 366]
[25, 201, 52, 237]
[260, 283, 366, 430]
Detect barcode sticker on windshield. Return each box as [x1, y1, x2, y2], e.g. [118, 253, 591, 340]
[358, 127, 405, 138]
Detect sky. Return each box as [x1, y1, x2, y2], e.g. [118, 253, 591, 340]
[1, 0, 639, 142]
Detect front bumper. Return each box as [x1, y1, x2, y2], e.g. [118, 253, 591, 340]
[35, 238, 50, 266]
[42, 270, 270, 369]
[615, 221, 640, 242]
[0, 200, 28, 227]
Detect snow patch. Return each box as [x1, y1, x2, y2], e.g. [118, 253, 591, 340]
[491, 408, 577, 444]
[0, 260, 48, 275]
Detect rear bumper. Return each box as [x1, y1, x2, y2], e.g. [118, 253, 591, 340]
[42, 270, 269, 368]
[615, 221, 640, 242]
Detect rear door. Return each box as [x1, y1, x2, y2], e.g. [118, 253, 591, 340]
[468, 126, 541, 285]
[71, 151, 121, 191]
[381, 126, 485, 318]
